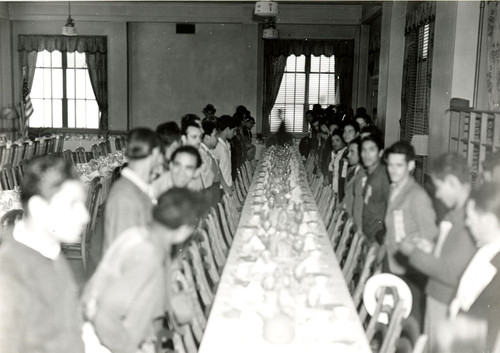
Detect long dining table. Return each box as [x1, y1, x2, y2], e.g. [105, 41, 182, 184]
[199, 146, 371, 353]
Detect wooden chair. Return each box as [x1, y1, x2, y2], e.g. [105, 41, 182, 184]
[99, 141, 108, 156]
[204, 214, 226, 271]
[365, 286, 406, 353]
[75, 147, 87, 163]
[209, 207, 229, 253]
[217, 202, 233, 246]
[352, 244, 384, 314]
[111, 165, 122, 184]
[120, 135, 127, 149]
[222, 194, 238, 235]
[22, 142, 34, 160]
[90, 144, 100, 160]
[63, 149, 74, 165]
[1, 164, 18, 190]
[335, 218, 356, 264]
[234, 179, 245, 205]
[186, 241, 215, 315]
[9, 144, 19, 166]
[342, 231, 369, 285]
[196, 228, 220, 288]
[105, 139, 112, 155]
[115, 137, 122, 151]
[42, 138, 51, 155]
[1, 209, 23, 230]
[61, 182, 102, 271]
[55, 134, 65, 152]
[33, 139, 41, 156]
[329, 209, 348, 247]
[323, 194, 337, 229]
[0, 145, 6, 167]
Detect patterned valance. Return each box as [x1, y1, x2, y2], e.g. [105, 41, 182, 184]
[405, 2, 436, 34]
[264, 39, 354, 58]
[18, 35, 107, 54]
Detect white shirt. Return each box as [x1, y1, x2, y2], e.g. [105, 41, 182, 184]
[121, 167, 157, 204]
[213, 137, 232, 187]
[188, 145, 214, 191]
[329, 146, 346, 193]
[13, 221, 60, 260]
[450, 240, 500, 318]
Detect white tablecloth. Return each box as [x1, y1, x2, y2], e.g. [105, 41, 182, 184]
[199, 148, 371, 353]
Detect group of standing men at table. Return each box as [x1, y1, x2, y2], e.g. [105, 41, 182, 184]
[0, 104, 257, 353]
[303, 103, 500, 352]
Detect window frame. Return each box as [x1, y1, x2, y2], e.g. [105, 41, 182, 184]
[269, 54, 337, 135]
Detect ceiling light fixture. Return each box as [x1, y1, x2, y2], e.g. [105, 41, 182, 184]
[62, 2, 77, 36]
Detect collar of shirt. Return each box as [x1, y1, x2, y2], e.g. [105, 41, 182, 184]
[218, 138, 231, 151]
[121, 167, 157, 204]
[201, 142, 215, 158]
[451, 240, 500, 317]
[13, 221, 61, 260]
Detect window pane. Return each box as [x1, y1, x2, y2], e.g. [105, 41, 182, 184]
[85, 72, 95, 98]
[75, 52, 87, 68]
[52, 69, 63, 98]
[295, 73, 306, 103]
[52, 99, 63, 127]
[296, 55, 306, 72]
[286, 55, 297, 72]
[67, 69, 75, 99]
[311, 56, 320, 73]
[68, 100, 76, 128]
[76, 100, 86, 127]
[87, 101, 99, 129]
[43, 100, 52, 127]
[30, 99, 44, 127]
[320, 55, 330, 73]
[75, 70, 86, 99]
[43, 69, 52, 99]
[31, 71, 43, 99]
[67, 52, 75, 68]
[309, 74, 320, 104]
[51, 51, 62, 68]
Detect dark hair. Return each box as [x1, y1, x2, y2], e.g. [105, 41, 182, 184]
[246, 117, 255, 124]
[235, 105, 250, 118]
[361, 133, 384, 151]
[21, 154, 79, 213]
[202, 104, 216, 114]
[360, 125, 382, 138]
[217, 115, 237, 131]
[156, 121, 181, 148]
[342, 119, 361, 133]
[469, 182, 500, 221]
[201, 119, 217, 139]
[181, 114, 201, 135]
[431, 153, 470, 184]
[125, 128, 160, 160]
[153, 187, 205, 229]
[385, 141, 416, 162]
[483, 151, 500, 173]
[330, 129, 344, 141]
[181, 121, 201, 136]
[170, 145, 202, 168]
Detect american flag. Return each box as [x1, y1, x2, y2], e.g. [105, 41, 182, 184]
[22, 70, 34, 120]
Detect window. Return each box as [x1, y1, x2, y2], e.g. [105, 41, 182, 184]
[269, 54, 336, 133]
[29, 50, 99, 129]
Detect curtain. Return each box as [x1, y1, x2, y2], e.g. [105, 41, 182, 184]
[401, 2, 436, 143]
[18, 35, 106, 53]
[18, 35, 108, 130]
[86, 52, 108, 131]
[487, 1, 500, 110]
[262, 55, 287, 134]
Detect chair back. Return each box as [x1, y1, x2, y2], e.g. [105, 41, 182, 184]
[115, 137, 122, 151]
[22, 142, 34, 160]
[9, 144, 18, 165]
[1, 209, 23, 230]
[75, 147, 87, 163]
[63, 149, 74, 164]
[1, 164, 18, 190]
[55, 134, 65, 152]
[91, 144, 100, 160]
[105, 139, 112, 155]
[335, 218, 356, 262]
[33, 139, 41, 156]
[0, 145, 6, 167]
